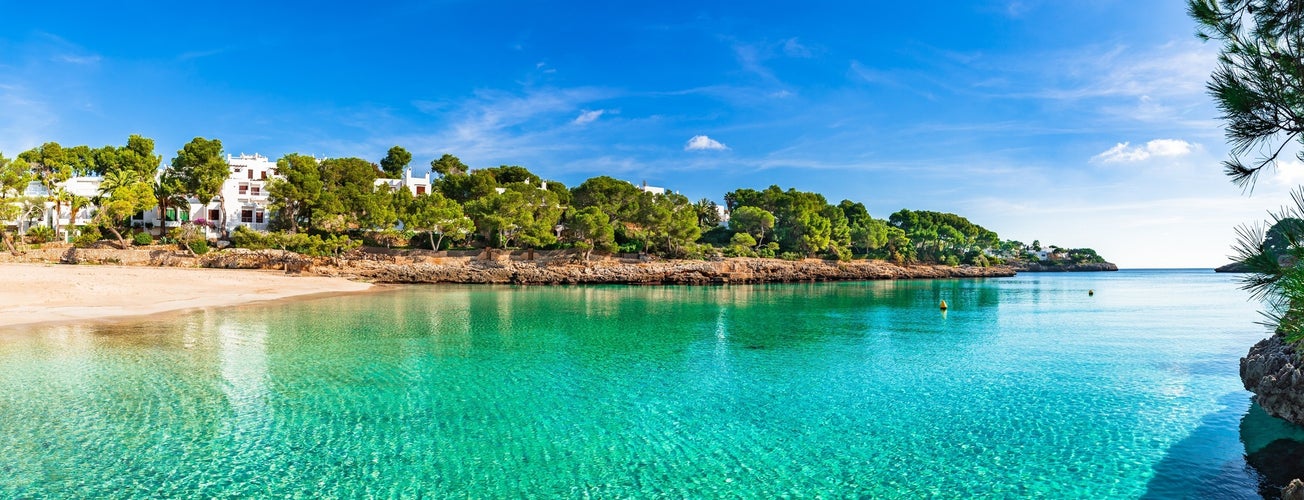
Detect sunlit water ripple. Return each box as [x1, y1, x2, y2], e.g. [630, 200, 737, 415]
[0, 270, 1297, 498]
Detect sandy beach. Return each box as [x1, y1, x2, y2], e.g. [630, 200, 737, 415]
[0, 263, 373, 329]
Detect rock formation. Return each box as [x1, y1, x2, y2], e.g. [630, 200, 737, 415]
[1009, 261, 1119, 272]
[1243, 335, 1304, 425]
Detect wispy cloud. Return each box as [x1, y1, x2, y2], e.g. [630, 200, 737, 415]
[782, 38, 814, 58]
[1015, 42, 1217, 102]
[177, 48, 227, 61]
[685, 135, 729, 151]
[573, 109, 607, 125]
[55, 54, 101, 65]
[0, 85, 58, 154]
[1092, 139, 1194, 163]
[848, 60, 937, 100]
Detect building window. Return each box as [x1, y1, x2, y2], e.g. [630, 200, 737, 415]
[247, 169, 254, 180]
[241, 209, 254, 223]
[239, 184, 248, 195]
[209, 209, 220, 221]
[261, 171, 268, 180]
[251, 186, 261, 196]
[255, 210, 265, 224]
[416, 186, 426, 195]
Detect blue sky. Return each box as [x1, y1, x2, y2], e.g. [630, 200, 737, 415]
[0, 0, 1296, 267]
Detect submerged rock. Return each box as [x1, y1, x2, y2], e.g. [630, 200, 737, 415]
[1243, 335, 1304, 426]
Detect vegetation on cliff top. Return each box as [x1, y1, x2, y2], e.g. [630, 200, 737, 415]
[1, 138, 1107, 267]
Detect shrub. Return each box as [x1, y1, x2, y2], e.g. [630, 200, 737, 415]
[723, 245, 754, 258]
[173, 223, 206, 244]
[757, 242, 779, 259]
[681, 242, 714, 260]
[364, 229, 409, 248]
[188, 239, 209, 255]
[826, 246, 852, 262]
[26, 225, 55, 244]
[230, 226, 360, 256]
[618, 241, 642, 254]
[72, 226, 101, 248]
[132, 232, 154, 246]
[779, 251, 802, 261]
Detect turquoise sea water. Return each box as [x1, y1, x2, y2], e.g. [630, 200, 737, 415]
[0, 270, 1297, 497]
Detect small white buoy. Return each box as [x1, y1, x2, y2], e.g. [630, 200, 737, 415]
[939, 299, 948, 310]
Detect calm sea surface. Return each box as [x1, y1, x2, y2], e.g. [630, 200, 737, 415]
[0, 270, 1298, 498]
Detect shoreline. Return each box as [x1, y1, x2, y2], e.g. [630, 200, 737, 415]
[0, 246, 1121, 329]
[0, 263, 375, 330]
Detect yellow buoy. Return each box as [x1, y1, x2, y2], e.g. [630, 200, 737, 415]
[1089, 289, 1094, 296]
[939, 299, 948, 310]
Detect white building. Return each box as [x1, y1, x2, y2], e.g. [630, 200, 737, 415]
[12, 177, 103, 238]
[8, 151, 448, 241]
[135, 153, 276, 238]
[634, 180, 666, 195]
[374, 167, 432, 196]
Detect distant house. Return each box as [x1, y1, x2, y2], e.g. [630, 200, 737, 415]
[374, 167, 432, 196]
[494, 180, 551, 195]
[14, 176, 103, 236]
[634, 180, 666, 195]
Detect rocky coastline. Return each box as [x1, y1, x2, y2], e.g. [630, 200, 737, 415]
[1009, 261, 1119, 272]
[1243, 334, 1304, 426]
[0, 244, 1015, 285]
[1215, 261, 1250, 273]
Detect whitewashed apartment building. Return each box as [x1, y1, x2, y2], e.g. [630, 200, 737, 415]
[9, 152, 444, 241]
[374, 167, 432, 196]
[134, 153, 276, 238]
[14, 176, 103, 237]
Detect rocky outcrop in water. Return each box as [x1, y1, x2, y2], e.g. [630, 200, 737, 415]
[1009, 261, 1118, 272]
[1216, 261, 1251, 273]
[1285, 479, 1304, 500]
[1243, 335, 1304, 426]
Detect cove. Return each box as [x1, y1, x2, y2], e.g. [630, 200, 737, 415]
[0, 270, 1293, 497]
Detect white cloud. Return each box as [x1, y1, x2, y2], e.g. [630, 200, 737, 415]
[1271, 157, 1304, 188]
[782, 38, 813, 58]
[573, 109, 606, 125]
[685, 135, 729, 151]
[1092, 139, 1194, 163]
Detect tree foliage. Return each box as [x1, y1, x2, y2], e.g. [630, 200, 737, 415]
[1191, 1, 1304, 340]
[567, 206, 616, 261]
[379, 146, 413, 179]
[1191, 0, 1304, 188]
[404, 191, 472, 251]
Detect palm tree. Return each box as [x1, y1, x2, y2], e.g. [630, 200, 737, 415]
[152, 171, 188, 238]
[48, 186, 67, 242]
[97, 170, 141, 248]
[66, 193, 90, 234]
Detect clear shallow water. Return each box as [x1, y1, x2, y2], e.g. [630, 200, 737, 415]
[0, 270, 1295, 497]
